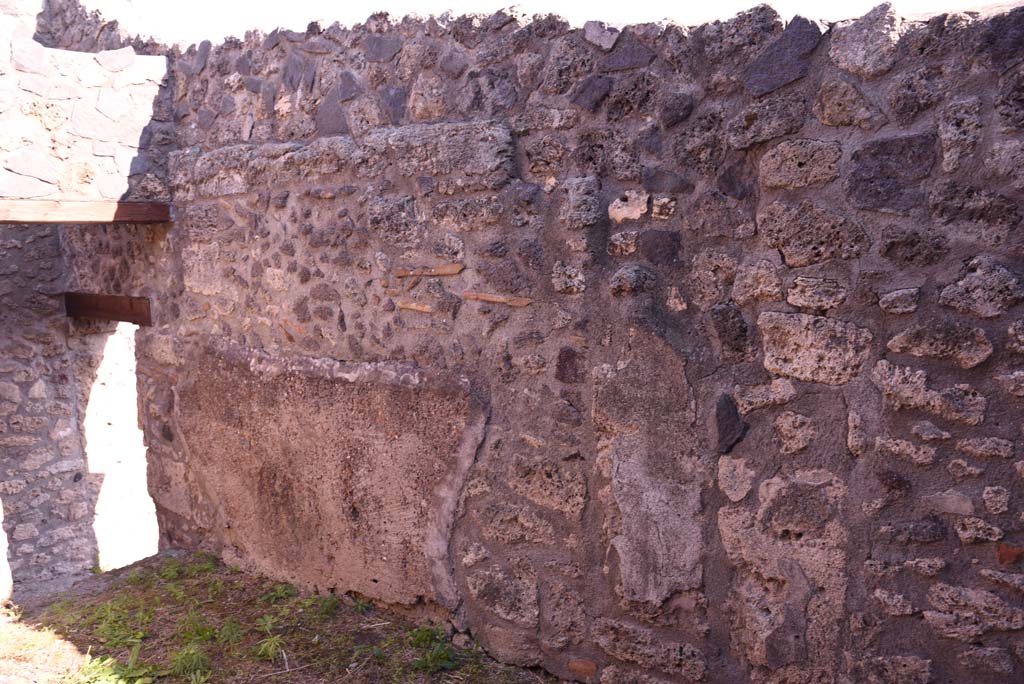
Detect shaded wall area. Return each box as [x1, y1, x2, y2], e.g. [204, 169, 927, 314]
[34, 1, 1024, 683]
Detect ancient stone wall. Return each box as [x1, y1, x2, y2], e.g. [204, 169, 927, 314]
[26, 1, 1024, 682]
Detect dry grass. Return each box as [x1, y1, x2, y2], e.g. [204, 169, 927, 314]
[0, 552, 555, 684]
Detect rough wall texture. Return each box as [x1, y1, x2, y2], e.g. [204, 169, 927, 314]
[17, 0, 1024, 682]
[0, 10, 169, 201]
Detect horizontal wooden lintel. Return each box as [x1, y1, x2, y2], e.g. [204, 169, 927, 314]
[0, 200, 170, 224]
[64, 292, 152, 326]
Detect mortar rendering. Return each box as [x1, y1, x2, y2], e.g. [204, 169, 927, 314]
[2, 0, 1024, 681]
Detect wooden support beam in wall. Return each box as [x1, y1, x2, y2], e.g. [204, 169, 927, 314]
[64, 293, 152, 326]
[0, 200, 171, 224]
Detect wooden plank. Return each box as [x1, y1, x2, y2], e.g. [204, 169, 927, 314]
[64, 292, 152, 326]
[0, 200, 170, 224]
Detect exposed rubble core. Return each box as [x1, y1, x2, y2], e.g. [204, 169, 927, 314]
[3, 0, 1024, 682]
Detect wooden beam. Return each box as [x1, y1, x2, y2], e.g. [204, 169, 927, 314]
[0, 200, 170, 224]
[64, 293, 152, 326]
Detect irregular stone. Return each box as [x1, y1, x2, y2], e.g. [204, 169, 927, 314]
[996, 66, 1024, 130]
[954, 517, 1003, 543]
[912, 421, 949, 442]
[814, 78, 886, 130]
[878, 288, 919, 315]
[608, 189, 648, 223]
[879, 227, 949, 267]
[362, 34, 402, 63]
[996, 370, 1024, 397]
[709, 302, 753, 362]
[609, 263, 656, 296]
[758, 312, 873, 385]
[924, 582, 1024, 641]
[466, 564, 538, 626]
[742, 16, 823, 96]
[786, 277, 847, 310]
[650, 197, 676, 219]
[979, 569, 1024, 594]
[829, 3, 905, 78]
[716, 394, 748, 454]
[774, 412, 815, 454]
[607, 231, 638, 256]
[983, 486, 1009, 514]
[570, 75, 612, 112]
[956, 437, 1013, 459]
[873, 588, 914, 616]
[592, 619, 705, 681]
[870, 360, 987, 425]
[878, 515, 947, 544]
[846, 132, 937, 213]
[759, 139, 841, 189]
[921, 488, 973, 515]
[937, 258, 1019, 319]
[887, 66, 943, 126]
[757, 201, 868, 267]
[847, 411, 869, 457]
[593, 335, 703, 606]
[904, 558, 945, 577]
[876, 437, 936, 466]
[958, 646, 1014, 675]
[718, 456, 755, 502]
[509, 455, 587, 519]
[1010, 320, 1024, 354]
[725, 93, 806, 149]
[540, 583, 586, 649]
[848, 655, 932, 684]
[886, 320, 993, 369]
[986, 139, 1024, 191]
[598, 32, 656, 72]
[929, 182, 1021, 248]
[689, 251, 737, 309]
[947, 459, 984, 481]
[479, 501, 555, 544]
[659, 91, 695, 129]
[735, 378, 797, 414]
[938, 97, 983, 172]
[732, 260, 783, 305]
[559, 176, 602, 229]
[583, 21, 620, 50]
[551, 261, 585, 294]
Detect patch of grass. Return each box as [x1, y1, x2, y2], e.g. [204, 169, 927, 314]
[177, 609, 216, 644]
[408, 625, 458, 673]
[15, 551, 559, 684]
[254, 634, 284, 662]
[169, 643, 209, 677]
[315, 594, 341, 619]
[216, 618, 245, 644]
[259, 582, 297, 603]
[350, 595, 372, 615]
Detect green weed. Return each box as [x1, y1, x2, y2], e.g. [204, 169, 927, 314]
[169, 643, 209, 677]
[260, 583, 297, 603]
[255, 633, 284, 661]
[178, 609, 216, 643]
[217, 617, 245, 644]
[316, 594, 341, 619]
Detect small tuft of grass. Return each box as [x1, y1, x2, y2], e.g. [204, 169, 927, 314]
[254, 633, 284, 662]
[177, 608, 216, 644]
[216, 617, 245, 644]
[408, 625, 458, 673]
[158, 558, 184, 581]
[350, 595, 372, 615]
[260, 582, 297, 603]
[169, 643, 209, 677]
[315, 594, 341, 619]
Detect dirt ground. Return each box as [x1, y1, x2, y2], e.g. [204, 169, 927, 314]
[0, 551, 557, 684]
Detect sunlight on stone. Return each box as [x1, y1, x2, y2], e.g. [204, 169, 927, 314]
[0, 503, 11, 601]
[85, 323, 158, 572]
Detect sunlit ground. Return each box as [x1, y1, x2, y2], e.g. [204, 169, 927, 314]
[0, 605, 85, 684]
[85, 323, 159, 572]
